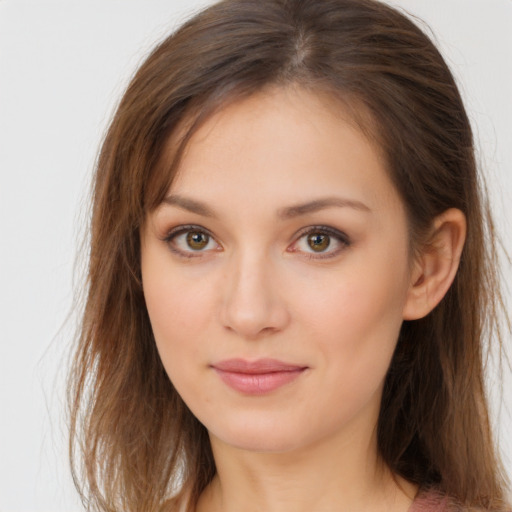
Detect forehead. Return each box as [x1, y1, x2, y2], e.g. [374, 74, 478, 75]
[161, 86, 399, 216]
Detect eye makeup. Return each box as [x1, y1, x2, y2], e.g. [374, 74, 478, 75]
[161, 223, 351, 261]
[288, 225, 351, 260]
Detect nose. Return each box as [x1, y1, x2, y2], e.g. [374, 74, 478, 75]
[219, 251, 290, 340]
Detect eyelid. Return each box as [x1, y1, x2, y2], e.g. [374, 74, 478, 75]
[288, 225, 351, 259]
[161, 223, 350, 260]
[163, 224, 211, 240]
[163, 224, 222, 258]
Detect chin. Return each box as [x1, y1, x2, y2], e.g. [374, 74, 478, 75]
[218, 433, 305, 454]
[208, 417, 315, 454]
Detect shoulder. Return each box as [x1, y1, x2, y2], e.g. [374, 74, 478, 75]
[409, 489, 450, 512]
[409, 489, 512, 512]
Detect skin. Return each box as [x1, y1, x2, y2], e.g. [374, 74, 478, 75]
[140, 86, 466, 512]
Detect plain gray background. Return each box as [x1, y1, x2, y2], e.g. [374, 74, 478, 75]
[0, 1, 511, 510]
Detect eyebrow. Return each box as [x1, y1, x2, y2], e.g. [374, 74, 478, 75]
[162, 194, 216, 217]
[277, 197, 371, 219]
[161, 194, 371, 219]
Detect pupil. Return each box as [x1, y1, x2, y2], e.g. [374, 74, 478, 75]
[187, 231, 208, 250]
[308, 233, 330, 252]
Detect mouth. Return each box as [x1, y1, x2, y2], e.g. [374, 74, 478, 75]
[211, 358, 308, 395]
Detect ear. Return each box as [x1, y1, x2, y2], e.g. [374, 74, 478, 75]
[402, 208, 466, 321]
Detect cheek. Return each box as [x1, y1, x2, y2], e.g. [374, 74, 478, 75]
[147, 279, 213, 335]
[294, 252, 409, 340]
[286, 270, 407, 435]
[141, 246, 219, 375]
[289, 246, 410, 383]
[143, 272, 220, 414]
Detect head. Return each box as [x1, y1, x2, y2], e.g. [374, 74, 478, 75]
[69, 0, 508, 510]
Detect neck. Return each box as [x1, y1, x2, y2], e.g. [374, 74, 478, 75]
[195, 414, 417, 512]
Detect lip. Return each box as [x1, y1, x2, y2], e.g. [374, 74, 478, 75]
[211, 358, 308, 395]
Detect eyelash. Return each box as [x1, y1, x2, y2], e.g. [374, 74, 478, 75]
[289, 225, 351, 260]
[163, 225, 219, 259]
[163, 224, 351, 260]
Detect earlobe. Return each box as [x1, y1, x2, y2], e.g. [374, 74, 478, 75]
[402, 208, 467, 321]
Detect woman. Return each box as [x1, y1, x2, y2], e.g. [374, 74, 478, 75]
[68, 0, 511, 510]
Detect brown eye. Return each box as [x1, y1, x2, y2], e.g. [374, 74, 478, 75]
[165, 225, 221, 258]
[288, 226, 349, 259]
[307, 233, 330, 252]
[186, 231, 210, 250]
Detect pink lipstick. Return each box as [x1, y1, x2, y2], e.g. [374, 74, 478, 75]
[211, 358, 307, 395]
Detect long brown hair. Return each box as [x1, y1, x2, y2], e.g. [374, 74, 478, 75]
[68, 0, 510, 510]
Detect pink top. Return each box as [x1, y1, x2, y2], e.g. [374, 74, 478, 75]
[409, 489, 449, 512]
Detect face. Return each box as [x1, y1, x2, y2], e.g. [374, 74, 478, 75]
[141, 87, 416, 454]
